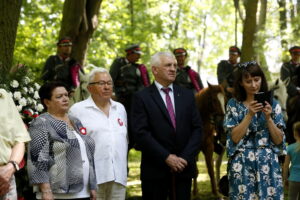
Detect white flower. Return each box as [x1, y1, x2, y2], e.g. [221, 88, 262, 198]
[256, 172, 260, 181]
[274, 104, 281, 114]
[27, 98, 32, 104]
[29, 87, 34, 94]
[267, 187, 276, 196]
[234, 172, 241, 180]
[230, 107, 238, 117]
[8, 92, 13, 98]
[34, 83, 40, 90]
[24, 77, 30, 84]
[13, 91, 22, 100]
[16, 105, 23, 112]
[32, 99, 37, 105]
[233, 163, 242, 172]
[10, 80, 19, 88]
[19, 97, 27, 106]
[238, 185, 247, 193]
[258, 138, 267, 146]
[248, 151, 255, 162]
[34, 91, 39, 99]
[36, 104, 44, 112]
[262, 165, 270, 174]
[23, 87, 28, 93]
[27, 108, 34, 114]
[250, 193, 259, 200]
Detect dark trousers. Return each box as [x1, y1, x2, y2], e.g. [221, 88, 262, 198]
[141, 176, 192, 200]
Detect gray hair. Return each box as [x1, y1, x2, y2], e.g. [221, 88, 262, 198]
[150, 52, 175, 67]
[88, 67, 111, 83]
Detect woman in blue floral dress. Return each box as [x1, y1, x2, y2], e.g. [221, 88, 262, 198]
[224, 61, 286, 200]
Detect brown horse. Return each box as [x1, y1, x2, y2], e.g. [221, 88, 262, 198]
[194, 83, 226, 196]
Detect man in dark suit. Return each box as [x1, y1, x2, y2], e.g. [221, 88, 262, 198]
[131, 52, 203, 200]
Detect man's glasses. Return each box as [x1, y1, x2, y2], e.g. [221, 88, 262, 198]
[238, 61, 257, 69]
[89, 81, 113, 86]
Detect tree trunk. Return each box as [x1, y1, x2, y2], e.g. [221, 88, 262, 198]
[233, 0, 244, 22]
[240, 0, 258, 62]
[256, 0, 270, 79]
[277, 0, 288, 51]
[59, 0, 103, 66]
[290, 0, 295, 19]
[197, 15, 207, 73]
[129, 0, 134, 38]
[292, 0, 300, 39]
[0, 0, 22, 71]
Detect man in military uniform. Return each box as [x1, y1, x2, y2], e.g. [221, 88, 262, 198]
[41, 37, 82, 92]
[217, 46, 241, 99]
[280, 46, 300, 143]
[281, 46, 300, 98]
[109, 44, 150, 148]
[173, 48, 204, 93]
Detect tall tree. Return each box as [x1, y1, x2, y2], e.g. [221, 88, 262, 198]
[0, 0, 22, 71]
[291, 0, 300, 40]
[255, 0, 270, 79]
[277, 0, 288, 51]
[240, 0, 259, 62]
[59, 0, 103, 65]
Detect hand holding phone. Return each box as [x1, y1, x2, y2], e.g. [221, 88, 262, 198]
[254, 91, 273, 106]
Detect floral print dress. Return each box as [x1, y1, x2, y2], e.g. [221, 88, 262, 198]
[224, 98, 286, 200]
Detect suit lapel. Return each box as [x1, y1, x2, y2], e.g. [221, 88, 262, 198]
[149, 84, 174, 127]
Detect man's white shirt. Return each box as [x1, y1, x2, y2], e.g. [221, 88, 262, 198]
[69, 97, 128, 186]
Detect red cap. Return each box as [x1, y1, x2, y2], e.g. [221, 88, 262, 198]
[289, 46, 300, 55]
[57, 37, 72, 46]
[125, 44, 142, 55]
[173, 48, 187, 56]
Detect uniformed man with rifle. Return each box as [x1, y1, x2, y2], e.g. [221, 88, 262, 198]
[109, 44, 150, 148]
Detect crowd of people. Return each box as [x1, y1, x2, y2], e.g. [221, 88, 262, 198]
[1, 36, 300, 200]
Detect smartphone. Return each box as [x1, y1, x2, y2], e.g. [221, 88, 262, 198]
[254, 91, 273, 106]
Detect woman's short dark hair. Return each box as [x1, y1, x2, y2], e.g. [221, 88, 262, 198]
[39, 81, 69, 109]
[233, 61, 268, 102]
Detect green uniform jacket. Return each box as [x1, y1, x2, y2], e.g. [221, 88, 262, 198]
[280, 61, 300, 98]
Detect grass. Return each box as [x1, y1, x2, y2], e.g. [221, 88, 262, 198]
[126, 149, 288, 200]
[126, 150, 228, 200]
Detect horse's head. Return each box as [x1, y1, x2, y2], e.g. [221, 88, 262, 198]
[207, 82, 226, 115]
[269, 78, 288, 121]
[195, 83, 226, 134]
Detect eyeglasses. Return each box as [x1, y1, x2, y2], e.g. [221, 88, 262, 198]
[89, 81, 113, 86]
[237, 61, 257, 69]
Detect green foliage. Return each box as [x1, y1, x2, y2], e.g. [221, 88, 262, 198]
[14, 0, 63, 75]
[11, 0, 300, 83]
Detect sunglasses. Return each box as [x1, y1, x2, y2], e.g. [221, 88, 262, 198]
[237, 61, 257, 69]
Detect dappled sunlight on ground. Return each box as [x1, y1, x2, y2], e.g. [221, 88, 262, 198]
[126, 150, 229, 199]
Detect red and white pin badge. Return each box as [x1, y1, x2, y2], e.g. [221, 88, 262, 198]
[79, 127, 87, 135]
[118, 118, 124, 126]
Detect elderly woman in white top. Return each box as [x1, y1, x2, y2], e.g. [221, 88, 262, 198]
[27, 81, 96, 200]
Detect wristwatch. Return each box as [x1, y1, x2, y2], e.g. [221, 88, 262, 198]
[8, 161, 20, 172]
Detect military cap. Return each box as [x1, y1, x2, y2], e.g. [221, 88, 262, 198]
[229, 46, 241, 55]
[57, 37, 72, 46]
[173, 48, 187, 56]
[125, 44, 142, 55]
[289, 46, 300, 55]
